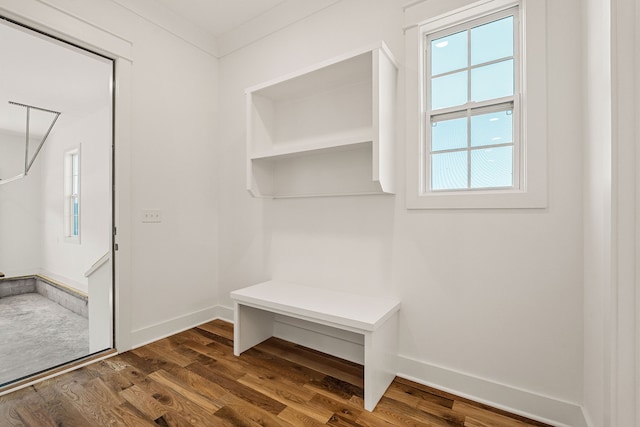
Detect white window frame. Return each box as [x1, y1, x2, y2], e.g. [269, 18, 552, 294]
[405, 0, 547, 209]
[64, 146, 81, 243]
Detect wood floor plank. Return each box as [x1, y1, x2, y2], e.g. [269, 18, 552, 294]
[385, 380, 454, 409]
[307, 392, 364, 422]
[187, 360, 287, 415]
[354, 408, 402, 427]
[197, 319, 234, 340]
[181, 338, 228, 360]
[163, 363, 229, 402]
[193, 351, 248, 380]
[59, 378, 129, 426]
[242, 346, 328, 385]
[153, 335, 203, 363]
[373, 396, 460, 427]
[41, 396, 95, 427]
[213, 405, 267, 427]
[140, 341, 195, 368]
[10, 390, 56, 427]
[148, 369, 222, 413]
[257, 337, 365, 388]
[15, 405, 58, 427]
[112, 402, 159, 427]
[0, 319, 551, 427]
[84, 360, 135, 394]
[0, 386, 39, 426]
[453, 402, 538, 427]
[278, 406, 328, 426]
[172, 328, 215, 346]
[119, 384, 166, 420]
[238, 372, 334, 423]
[304, 374, 365, 402]
[214, 392, 296, 427]
[132, 376, 221, 426]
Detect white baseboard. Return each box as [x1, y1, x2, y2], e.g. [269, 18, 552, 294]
[397, 354, 587, 427]
[130, 305, 226, 349]
[216, 304, 234, 322]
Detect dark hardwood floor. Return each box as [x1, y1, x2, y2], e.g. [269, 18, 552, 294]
[0, 320, 551, 426]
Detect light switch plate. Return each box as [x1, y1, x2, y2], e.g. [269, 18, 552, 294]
[141, 210, 162, 223]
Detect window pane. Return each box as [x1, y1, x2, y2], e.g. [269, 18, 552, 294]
[72, 153, 78, 171]
[432, 116, 467, 151]
[471, 16, 514, 65]
[431, 71, 468, 110]
[432, 151, 468, 190]
[470, 60, 513, 102]
[470, 146, 513, 188]
[471, 110, 513, 147]
[431, 30, 467, 75]
[73, 197, 79, 236]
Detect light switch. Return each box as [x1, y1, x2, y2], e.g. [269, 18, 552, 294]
[141, 210, 162, 223]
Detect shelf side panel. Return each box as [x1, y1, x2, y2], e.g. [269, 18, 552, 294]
[373, 48, 397, 194]
[250, 93, 276, 154]
[250, 158, 276, 197]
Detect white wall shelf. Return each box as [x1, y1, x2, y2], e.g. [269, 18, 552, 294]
[246, 41, 398, 198]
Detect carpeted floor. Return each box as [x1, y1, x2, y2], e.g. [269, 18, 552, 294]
[0, 293, 89, 386]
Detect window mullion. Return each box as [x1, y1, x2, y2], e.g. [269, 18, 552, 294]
[466, 28, 472, 189]
[466, 108, 471, 189]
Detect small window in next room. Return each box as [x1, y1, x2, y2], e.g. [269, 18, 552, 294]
[64, 147, 80, 242]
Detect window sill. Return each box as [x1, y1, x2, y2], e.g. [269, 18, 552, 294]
[64, 236, 81, 245]
[406, 187, 547, 210]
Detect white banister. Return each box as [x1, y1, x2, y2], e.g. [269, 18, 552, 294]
[85, 251, 112, 352]
[85, 252, 110, 278]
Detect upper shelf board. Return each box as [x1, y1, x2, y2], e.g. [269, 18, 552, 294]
[245, 41, 398, 102]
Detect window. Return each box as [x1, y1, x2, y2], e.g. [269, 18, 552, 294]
[64, 147, 80, 242]
[405, 0, 547, 209]
[427, 10, 518, 192]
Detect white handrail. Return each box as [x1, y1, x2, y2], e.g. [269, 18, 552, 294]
[85, 252, 110, 278]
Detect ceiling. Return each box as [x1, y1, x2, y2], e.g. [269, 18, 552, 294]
[0, 19, 112, 137]
[153, 0, 286, 37]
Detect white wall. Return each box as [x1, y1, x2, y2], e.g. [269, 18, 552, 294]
[39, 106, 111, 292]
[0, 131, 42, 276]
[217, 0, 584, 423]
[126, 20, 219, 342]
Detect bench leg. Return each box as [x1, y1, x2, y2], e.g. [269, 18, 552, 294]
[363, 312, 398, 411]
[234, 303, 275, 356]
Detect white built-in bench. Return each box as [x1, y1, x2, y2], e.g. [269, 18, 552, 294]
[230, 280, 400, 411]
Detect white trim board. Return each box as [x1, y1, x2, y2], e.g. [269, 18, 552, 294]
[216, 0, 340, 57]
[108, 0, 217, 58]
[0, 0, 133, 60]
[129, 305, 225, 349]
[397, 355, 587, 427]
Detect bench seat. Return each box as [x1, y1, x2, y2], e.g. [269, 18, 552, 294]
[230, 280, 400, 411]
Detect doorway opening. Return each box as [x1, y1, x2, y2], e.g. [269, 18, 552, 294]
[0, 15, 114, 387]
